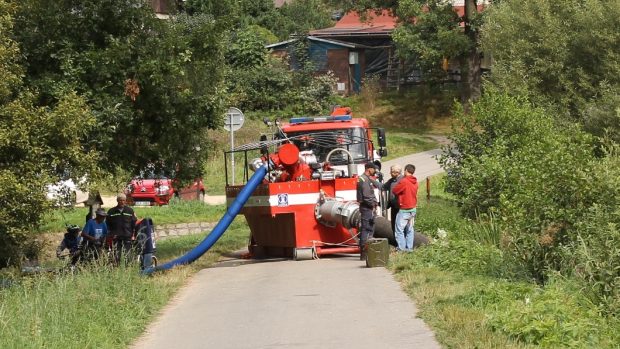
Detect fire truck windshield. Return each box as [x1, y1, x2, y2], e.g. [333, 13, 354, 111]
[285, 128, 369, 165]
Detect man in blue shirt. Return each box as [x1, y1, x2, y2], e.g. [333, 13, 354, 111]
[82, 208, 109, 260]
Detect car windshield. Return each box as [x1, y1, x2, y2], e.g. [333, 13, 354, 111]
[285, 127, 368, 165]
[137, 168, 169, 180]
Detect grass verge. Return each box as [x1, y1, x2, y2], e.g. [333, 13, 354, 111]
[390, 175, 620, 348]
[0, 218, 249, 349]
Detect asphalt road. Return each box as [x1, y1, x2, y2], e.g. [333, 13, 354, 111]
[130, 149, 445, 349]
[383, 148, 444, 181]
[132, 256, 440, 349]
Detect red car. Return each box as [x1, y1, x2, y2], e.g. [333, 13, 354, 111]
[125, 176, 205, 206]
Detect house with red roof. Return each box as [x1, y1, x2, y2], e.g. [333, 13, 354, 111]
[267, 4, 488, 94]
[268, 10, 399, 94]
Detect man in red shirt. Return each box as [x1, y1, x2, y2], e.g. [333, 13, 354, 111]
[392, 164, 418, 252]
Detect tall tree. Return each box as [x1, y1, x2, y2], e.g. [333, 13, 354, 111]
[482, 0, 620, 136]
[12, 0, 229, 179]
[186, 0, 334, 40]
[0, 0, 97, 266]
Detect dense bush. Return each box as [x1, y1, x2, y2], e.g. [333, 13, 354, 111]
[571, 145, 620, 316]
[392, 173, 620, 347]
[487, 279, 618, 347]
[440, 90, 620, 314]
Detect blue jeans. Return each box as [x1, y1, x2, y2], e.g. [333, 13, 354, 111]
[394, 210, 416, 251]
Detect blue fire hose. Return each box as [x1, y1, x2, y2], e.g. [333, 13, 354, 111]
[142, 165, 267, 275]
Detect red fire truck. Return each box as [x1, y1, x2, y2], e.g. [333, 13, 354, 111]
[225, 107, 391, 259]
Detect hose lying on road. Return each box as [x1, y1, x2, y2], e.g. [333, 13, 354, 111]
[142, 165, 267, 275]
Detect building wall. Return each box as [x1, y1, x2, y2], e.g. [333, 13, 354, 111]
[326, 49, 350, 94]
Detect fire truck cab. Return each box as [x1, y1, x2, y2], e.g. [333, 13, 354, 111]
[278, 109, 387, 175]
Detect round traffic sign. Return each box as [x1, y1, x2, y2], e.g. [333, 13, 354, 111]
[224, 107, 245, 132]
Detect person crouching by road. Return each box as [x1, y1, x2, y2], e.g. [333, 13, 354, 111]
[357, 162, 380, 260]
[383, 164, 403, 234]
[56, 225, 82, 266]
[107, 193, 136, 264]
[81, 208, 109, 261]
[392, 164, 419, 252]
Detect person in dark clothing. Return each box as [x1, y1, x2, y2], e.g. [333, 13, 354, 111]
[382, 164, 403, 234]
[107, 193, 136, 264]
[135, 217, 156, 270]
[357, 162, 379, 261]
[56, 225, 82, 266]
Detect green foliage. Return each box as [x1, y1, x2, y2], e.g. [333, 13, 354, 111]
[0, 93, 97, 266]
[488, 280, 617, 348]
[188, 0, 334, 41]
[0, 1, 98, 266]
[440, 89, 620, 313]
[227, 53, 338, 115]
[392, 0, 470, 78]
[582, 86, 620, 143]
[184, 0, 238, 20]
[13, 1, 229, 180]
[227, 26, 268, 68]
[440, 91, 596, 280]
[482, 0, 620, 129]
[460, 212, 502, 247]
[227, 56, 294, 112]
[291, 70, 338, 114]
[571, 144, 620, 316]
[0, 1, 21, 103]
[407, 239, 512, 278]
[278, 0, 334, 38]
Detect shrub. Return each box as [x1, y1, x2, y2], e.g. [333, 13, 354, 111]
[487, 279, 616, 348]
[440, 91, 596, 281]
[571, 144, 620, 315]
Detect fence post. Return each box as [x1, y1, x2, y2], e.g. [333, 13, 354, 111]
[426, 177, 431, 202]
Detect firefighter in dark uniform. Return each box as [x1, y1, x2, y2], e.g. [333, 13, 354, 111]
[107, 193, 137, 264]
[357, 162, 380, 260]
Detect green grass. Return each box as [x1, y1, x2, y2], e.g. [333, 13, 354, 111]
[383, 131, 440, 160]
[0, 218, 250, 349]
[39, 201, 227, 234]
[390, 175, 620, 348]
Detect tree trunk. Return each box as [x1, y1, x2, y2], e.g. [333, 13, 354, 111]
[460, 0, 481, 107]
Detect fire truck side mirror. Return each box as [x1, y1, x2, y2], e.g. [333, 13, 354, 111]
[378, 148, 388, 158]
[377, 128, 387, 148]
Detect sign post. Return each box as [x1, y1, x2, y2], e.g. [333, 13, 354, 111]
[224, 107, 245, 185]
